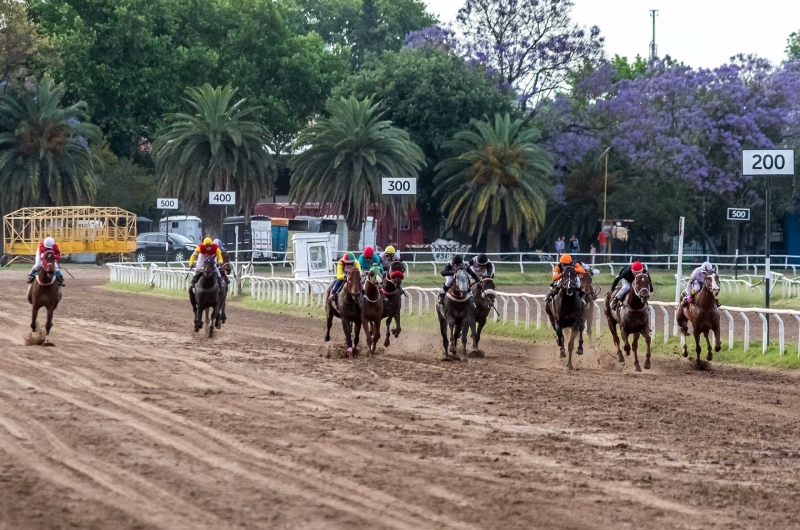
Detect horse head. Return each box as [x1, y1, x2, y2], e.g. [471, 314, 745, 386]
[202, 257, 215, 278]
[345, 267, 362, 301]
[704, 271, 720, 299]
[560, 266, 578, 296]
[41, 250, 56, 273]
[388, 261, 405, 288]
[368, 264, 383, 286]
[632, 271, 651, 303]
[478, 276, 497, 306]
[451, 269, 470, 299]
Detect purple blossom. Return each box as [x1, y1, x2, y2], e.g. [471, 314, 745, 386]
[404, 25, 461, 52]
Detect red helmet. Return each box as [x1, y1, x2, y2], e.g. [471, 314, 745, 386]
[363, 246, 374, 259]
[631, 261, 643, 272]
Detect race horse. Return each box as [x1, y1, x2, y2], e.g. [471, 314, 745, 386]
[677, 269, 721, 362]
[545, 265, 585, 369]
[381, 262, 405, 348]
[361, 265, 384, 354]
[469, 276, 497, 357]
[27, 250, 61, 344]
[581, 272, 601, 339]
[437, 268, 474, 362]
[604, 270, 652, 371]
[325, 267, 362, 357]
[189, 258, 221, 337]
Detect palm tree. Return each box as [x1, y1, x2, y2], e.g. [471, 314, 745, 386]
[434, 114, 553, 253]
[0, 78, 100, 212]
[153, 84, 275, 239]
[290, 96, 425, 251]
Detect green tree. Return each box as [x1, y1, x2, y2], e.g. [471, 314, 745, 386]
[0, 78, 100, 212]
[336, 47, 516, 237]
[787, 30, 800, 60]
[0, 0, 55, 87]
[94, 147, 159, 219]
[434, 114, 552, 252]
[290, 96, 425, 250]
[610, 54, 647, 81]
[350, 0, 385, 69]
[153, 85, 275, 239]
[298, 0, 435, 54]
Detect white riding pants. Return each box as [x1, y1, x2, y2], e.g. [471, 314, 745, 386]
[685, 280, 702, 296]
[444, 275, 455, 288]
[615, 279, 631, 299]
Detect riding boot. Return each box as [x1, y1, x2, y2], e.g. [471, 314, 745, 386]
[27, 270, 37, 284]
[715, 299, 721, 308]
[437, 287, 445, 305]
[56, 272, 65, 287]
[190, 271, 202, 286]
[612, 296, 622, 310]
[469, 293, 477, 311]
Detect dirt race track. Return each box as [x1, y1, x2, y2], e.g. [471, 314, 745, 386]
[1, 269, 800, 530]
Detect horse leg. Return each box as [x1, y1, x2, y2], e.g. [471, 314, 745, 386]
[621, 328, 632, 358]
[678, 313, 690, 357]
[576, 323, 585, 356]
[353, 319, 361, 355]
[556, 325, 565, 358]
[30, 303, 39, 333]
[373, 318, 381, 352]
[644, 325, 652, 370]
[607, 316, 623, 363]
[392, 310, 401, 338]
[566, 327, 576, 370]
[448, 320, 458, 356]
[384, 317, 392, 348]
[362, 317, 373, 353]
[704, 331, 713, 361]
[325, 305, 334, 342]
[214, 302, 222, 329]
[341, 319, 353, 357]
[438, 314, 450, 361]
[631, 332, 641, 372]
[44, 305, 55, 343]
[694, 330, 702, 362]
[459, 321, 469, 362]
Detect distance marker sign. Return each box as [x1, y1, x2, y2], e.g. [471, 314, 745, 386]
[727, 208, 750, 221]
[381, 178, 417, 195]
[742, 150, 794, 176]
[157, 198, 179, 210]
[209, 191, 236, 205]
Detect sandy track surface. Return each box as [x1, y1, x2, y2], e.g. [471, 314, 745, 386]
[1, 269, 799, 529]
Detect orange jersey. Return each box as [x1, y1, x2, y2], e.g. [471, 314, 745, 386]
[552, 262, 586, 281]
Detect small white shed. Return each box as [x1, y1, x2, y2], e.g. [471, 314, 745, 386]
[292, 233, 338, 288]
[159, 215, 202, 243]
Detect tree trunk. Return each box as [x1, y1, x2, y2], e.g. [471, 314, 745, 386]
[485, 224, 502, 255]
[196, 202, 221, 240]
[697, 224, 719, 255]
[726, 223, 740, 255]
[346, 219, 363, 252]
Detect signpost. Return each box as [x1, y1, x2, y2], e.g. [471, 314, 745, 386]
[674, 216, 685, 307]
[726, 208, 750, 221]
[742, 149, 795, 344]
[157, 198, 179, 267]
[381, 178, 417, 246]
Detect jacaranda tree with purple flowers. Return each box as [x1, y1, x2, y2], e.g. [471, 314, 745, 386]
[456, 0, 604, 110]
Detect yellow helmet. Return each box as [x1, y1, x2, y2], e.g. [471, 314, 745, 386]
[203, 237, 213, 246]
[385, 245, 396, 255]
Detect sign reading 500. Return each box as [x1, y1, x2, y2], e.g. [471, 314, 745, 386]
[209, 191, 236, 205]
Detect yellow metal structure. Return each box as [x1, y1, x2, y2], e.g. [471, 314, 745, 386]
[3, 207, 137, 261]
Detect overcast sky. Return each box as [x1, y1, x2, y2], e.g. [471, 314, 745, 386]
[424, 0, 800, 68]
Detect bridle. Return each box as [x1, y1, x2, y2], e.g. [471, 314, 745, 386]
[363, 268, 382, 303]
[627, 271, 650, 312]
[447, 268, 471, 302]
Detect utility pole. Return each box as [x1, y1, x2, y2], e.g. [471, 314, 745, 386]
[649, 10, 659, 60]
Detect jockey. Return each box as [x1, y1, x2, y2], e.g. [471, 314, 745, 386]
[329, 252, 362, 302]
[212, 239, 231, 286]
[28, 237, 64, 286]
[683, 261, 719, 307]
[468, 253, 494, 279]
[545, 254, 586, 304]
[358, 246, 383, 275]
[437, 254, 480, 309]
[610, 261, 653, 310]
[379, 245, 401, 270]
[189, 237, 224, 288]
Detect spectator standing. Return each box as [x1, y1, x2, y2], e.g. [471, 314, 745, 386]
[590, 244, 597, 265]
[597, 230, 607, 254]
[569, 235, 579, 254]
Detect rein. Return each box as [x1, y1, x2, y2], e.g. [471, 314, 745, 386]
[36, 273, 57, 287]
[446, 291, 470, 302]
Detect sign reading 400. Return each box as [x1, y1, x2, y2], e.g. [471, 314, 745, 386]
[209, 191, 236, 205]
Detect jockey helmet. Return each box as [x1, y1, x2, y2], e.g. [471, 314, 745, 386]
[363, 246, 374, 259]
[343, 252, 356, 264]
[631, 261, 643, 272]
[213, 239, 225, 251]
[477, 253, 488, 265]
[385, 245, 396, 255]
[203, 237, 213, 246]
[452, 254, 464, 265]
[702, 261, 713, 272]
[559, 254, 572, 265]
[44, 237, 55, 249]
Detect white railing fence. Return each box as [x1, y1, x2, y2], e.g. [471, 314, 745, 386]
[108, 264, 800, 357]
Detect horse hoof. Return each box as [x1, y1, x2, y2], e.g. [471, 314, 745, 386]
[635, 363, 642, 372]
[644, 359, 651, 370]
[559, 350, 566, 359]
[567, 363, 573, 370]
[682, 350, 689, 358]
[214, 322, 221, 330]
[383, 340, 390, 348]
[707, 353, 713, 361]
[324, 336, 330, 342]
[441, 356, 453, 362]
[577, 348, 584, 356]
[617, 353, 625, 363]
[346, 347, 353, 357]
